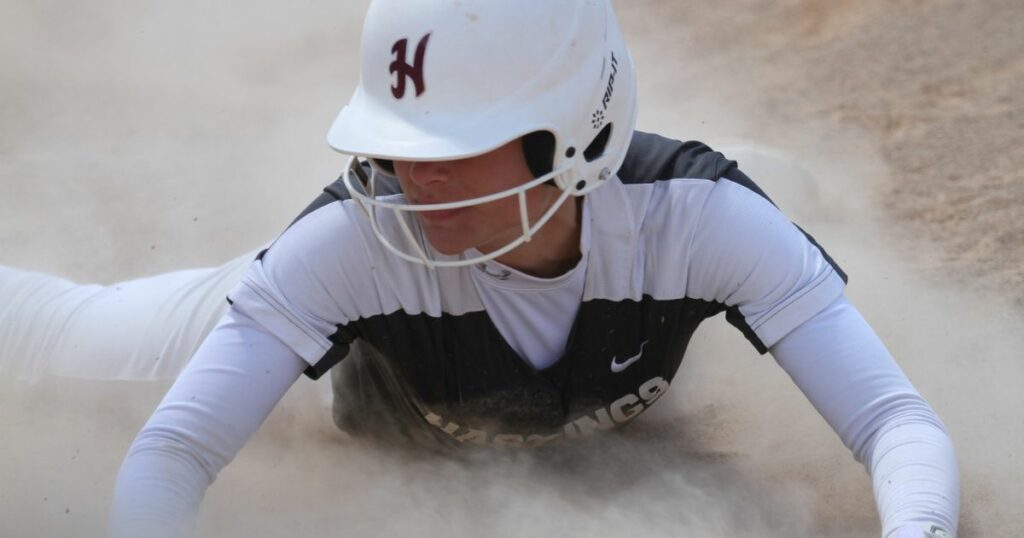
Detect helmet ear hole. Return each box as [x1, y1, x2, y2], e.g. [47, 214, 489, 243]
[583, 123, 612, 162]
[522, 131, 555, 178]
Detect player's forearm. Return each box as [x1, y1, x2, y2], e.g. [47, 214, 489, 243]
[872, 420, 959, 538]
[771, 296, 960, 537]
[109, 435, 211, 538]
[109, 307, 307, 536]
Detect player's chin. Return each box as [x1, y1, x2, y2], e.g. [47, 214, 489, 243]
[430, 243, 468, 256]
[422, 230, 471, 256]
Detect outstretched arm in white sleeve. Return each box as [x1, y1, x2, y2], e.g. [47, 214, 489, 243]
[771, 296, 959, 538]
[109, 307, 307, 537]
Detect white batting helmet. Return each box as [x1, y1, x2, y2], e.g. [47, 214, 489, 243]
[328, 0, 638, 267]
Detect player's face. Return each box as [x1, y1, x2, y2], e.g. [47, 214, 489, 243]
[392, 138, 563, 256]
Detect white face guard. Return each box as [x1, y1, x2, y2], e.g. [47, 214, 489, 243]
[341, 155, 577, 268]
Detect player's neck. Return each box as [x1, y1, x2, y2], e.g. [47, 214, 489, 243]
[494, 197, 582, 278]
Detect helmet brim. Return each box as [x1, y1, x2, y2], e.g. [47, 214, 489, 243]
[327, 87, 535, 162]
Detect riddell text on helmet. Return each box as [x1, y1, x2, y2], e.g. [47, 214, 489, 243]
[592, 51, 619, 130]
[601, 51, 619, 112]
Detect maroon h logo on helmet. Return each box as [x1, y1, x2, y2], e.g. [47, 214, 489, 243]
[390, 33, 431, 99]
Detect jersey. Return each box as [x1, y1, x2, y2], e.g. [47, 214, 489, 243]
[226, 131, 848, 449]
[111, 133, 957, 535]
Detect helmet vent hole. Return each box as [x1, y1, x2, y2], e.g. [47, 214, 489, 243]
[583, 123, 612, 162]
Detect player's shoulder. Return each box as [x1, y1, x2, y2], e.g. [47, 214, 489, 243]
[620, 131, 728, 184]
[620, 131, 773, 202]
[263, 166, 402, 260]
[263, 193, 365, 264]
[285, 165, 401, 228]
[252, 172, 396, 302]
[245, 175, 439, 329]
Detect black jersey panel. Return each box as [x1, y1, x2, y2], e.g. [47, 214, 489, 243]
[558, 295, 724, 417]
[323, 294, 725, 447]
[325, 308, 569, 447]
[619, 131, 776, 202]
[725, 305, 768, 354]
[304, 324, 359, 380]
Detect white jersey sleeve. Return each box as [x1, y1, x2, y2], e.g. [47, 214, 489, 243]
[225, 196, 457, 380]
[109, 307, 307, 537]
[684, 177, 847, 349]
[225, 203, 372, 372]
[772, 296, 959, 537]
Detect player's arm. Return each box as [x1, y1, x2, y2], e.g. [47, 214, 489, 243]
[770, 297, 959, 538]
[109, 307, 306, 537]
[686, 178, 959, 537]
[108, 167, 367, 536]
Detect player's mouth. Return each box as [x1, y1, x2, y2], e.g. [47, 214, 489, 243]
[417, 208, 464, 222]
[406, 195, 467, 223]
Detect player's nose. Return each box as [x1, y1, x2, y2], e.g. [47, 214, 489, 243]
[408, 160, 452, 187]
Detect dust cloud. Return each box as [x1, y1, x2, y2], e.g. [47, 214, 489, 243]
[2, 1, 1021, 537]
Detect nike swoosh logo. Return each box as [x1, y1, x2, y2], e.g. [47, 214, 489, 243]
[611, 340, 649, 373]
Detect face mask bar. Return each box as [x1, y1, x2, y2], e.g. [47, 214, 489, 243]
[341, 155, 575, 269]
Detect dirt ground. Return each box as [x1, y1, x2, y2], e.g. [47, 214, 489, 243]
[620, 0, 1024, 301]
[1, 1, 1022, 537]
